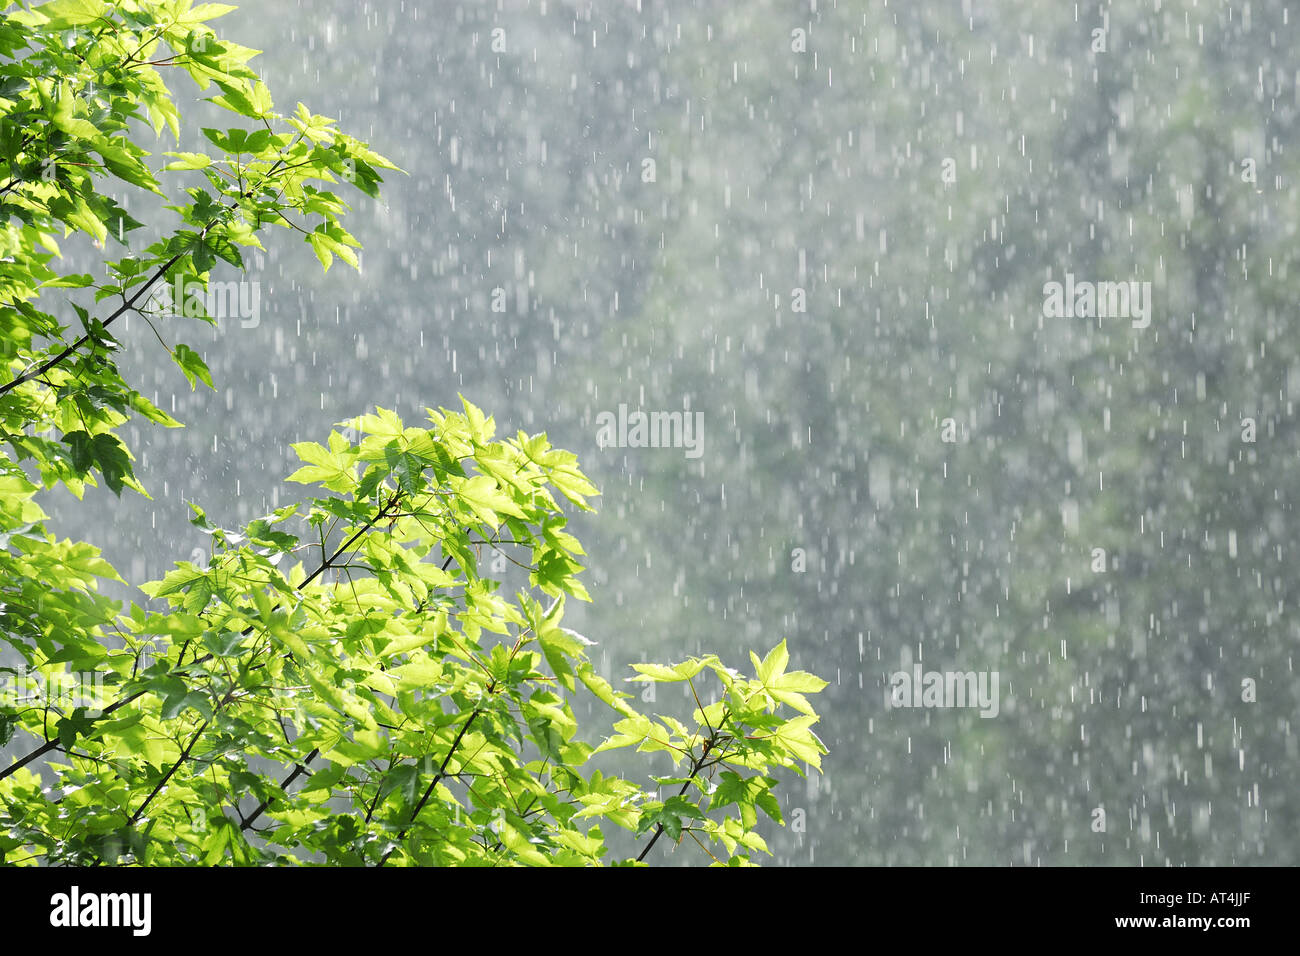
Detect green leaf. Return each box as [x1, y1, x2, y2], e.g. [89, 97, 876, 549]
[201, 629, 246, 657]
[161, 688, 212, 721]
[63, 430, 133, 494]
[43, 273, 95, 288]
[173, 344, 214, 390]
[163, 151, 214, 170]
[770, 715, 827, 770]
[36, 0, 111, 27]
[201, 819, 232, 864]
[457, 475, 526, 526]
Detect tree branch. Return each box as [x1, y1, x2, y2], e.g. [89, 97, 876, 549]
[238, 747, 320, 832]
[0, 247, 187, 398]
[636, 733, 720, 863]
[127, 717, 211, 827]
[377, 706, 483, 867]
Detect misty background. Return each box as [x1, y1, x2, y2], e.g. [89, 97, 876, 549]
[31, 0, 1300, 865]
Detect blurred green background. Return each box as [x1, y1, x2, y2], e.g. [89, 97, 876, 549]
[38, 0, 1300, 865]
